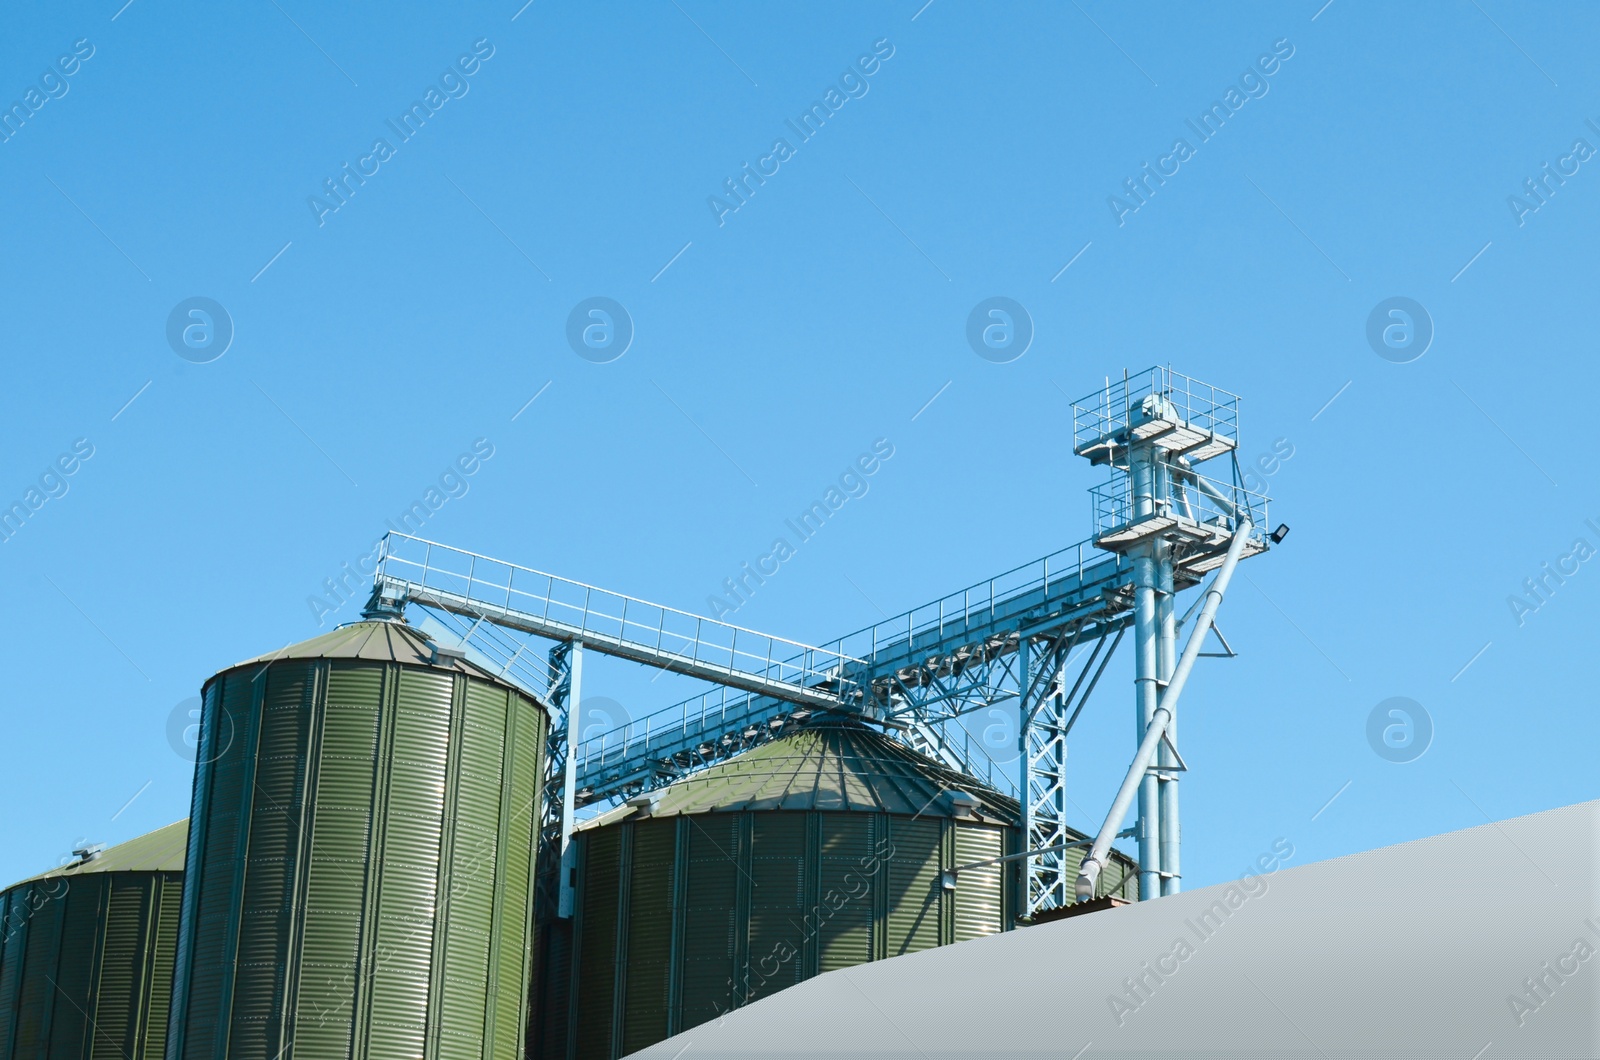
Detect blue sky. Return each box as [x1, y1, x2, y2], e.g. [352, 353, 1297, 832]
[1, 0, 1595, 894]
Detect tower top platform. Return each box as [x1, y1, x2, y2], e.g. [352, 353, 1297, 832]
[1072, 367, 1240, 466]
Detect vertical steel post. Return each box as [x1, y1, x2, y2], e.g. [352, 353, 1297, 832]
[1129, 445, 1162, 900]
[558, 640, 583, 918]
[1156, 533, 1180, 896]
[1017, 636, 1034, 909]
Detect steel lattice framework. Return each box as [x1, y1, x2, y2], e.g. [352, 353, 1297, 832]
[364, 367, 1274, 918]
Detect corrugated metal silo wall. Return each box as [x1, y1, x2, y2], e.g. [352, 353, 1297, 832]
[542, 811, 1018, 1060]
[166, 658, 545, 1060]
[0, 870, 183, 1060]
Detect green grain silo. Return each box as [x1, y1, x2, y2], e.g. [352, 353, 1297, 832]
[534, 721, 1137, 1060]
[165, 619, 550, 1060]
[0, 819, 187, 1060]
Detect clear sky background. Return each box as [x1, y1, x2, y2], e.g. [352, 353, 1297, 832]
[1, 0, 1595, 894]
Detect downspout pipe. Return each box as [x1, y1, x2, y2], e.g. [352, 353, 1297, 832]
[1076, 517, 1254, 901]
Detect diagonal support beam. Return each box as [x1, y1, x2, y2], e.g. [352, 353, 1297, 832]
[1061, 624, 1125, 739]
[1077, 517, 1253, 901]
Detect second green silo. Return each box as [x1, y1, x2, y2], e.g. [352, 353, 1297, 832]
[165, 619, 550, 1060]
[0, 820, 187, 1060]
[535, 721, 1136, 1060]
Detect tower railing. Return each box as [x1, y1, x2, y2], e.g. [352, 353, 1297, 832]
[829, 537, 1127, 677]
[1089, 471, 1269, 545]
[1070, 366, 1241, 459]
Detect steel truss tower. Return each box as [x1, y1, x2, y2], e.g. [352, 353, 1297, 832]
[364, 367, 1271, 918]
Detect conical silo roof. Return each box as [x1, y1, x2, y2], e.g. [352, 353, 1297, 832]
[219, 619, 501, 678]
[9, 818, 187, 887]
[583, 720, 1021, 828]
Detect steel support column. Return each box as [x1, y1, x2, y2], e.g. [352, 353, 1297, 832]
[1018, 637, 1038, 908]
[537, 639, 584, 920]
[1130, 445, 1163, 900]
[1019, 637, 1070, 914]
[1018, 623, 1121, 915]
[558, 641, 582, 918]
[1156, 535, 1180, 897]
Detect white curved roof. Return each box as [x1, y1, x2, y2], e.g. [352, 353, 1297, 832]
[627, 800, 1599, 1059]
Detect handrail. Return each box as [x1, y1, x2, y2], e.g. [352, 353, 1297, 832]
[378, 531, 866, 661]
